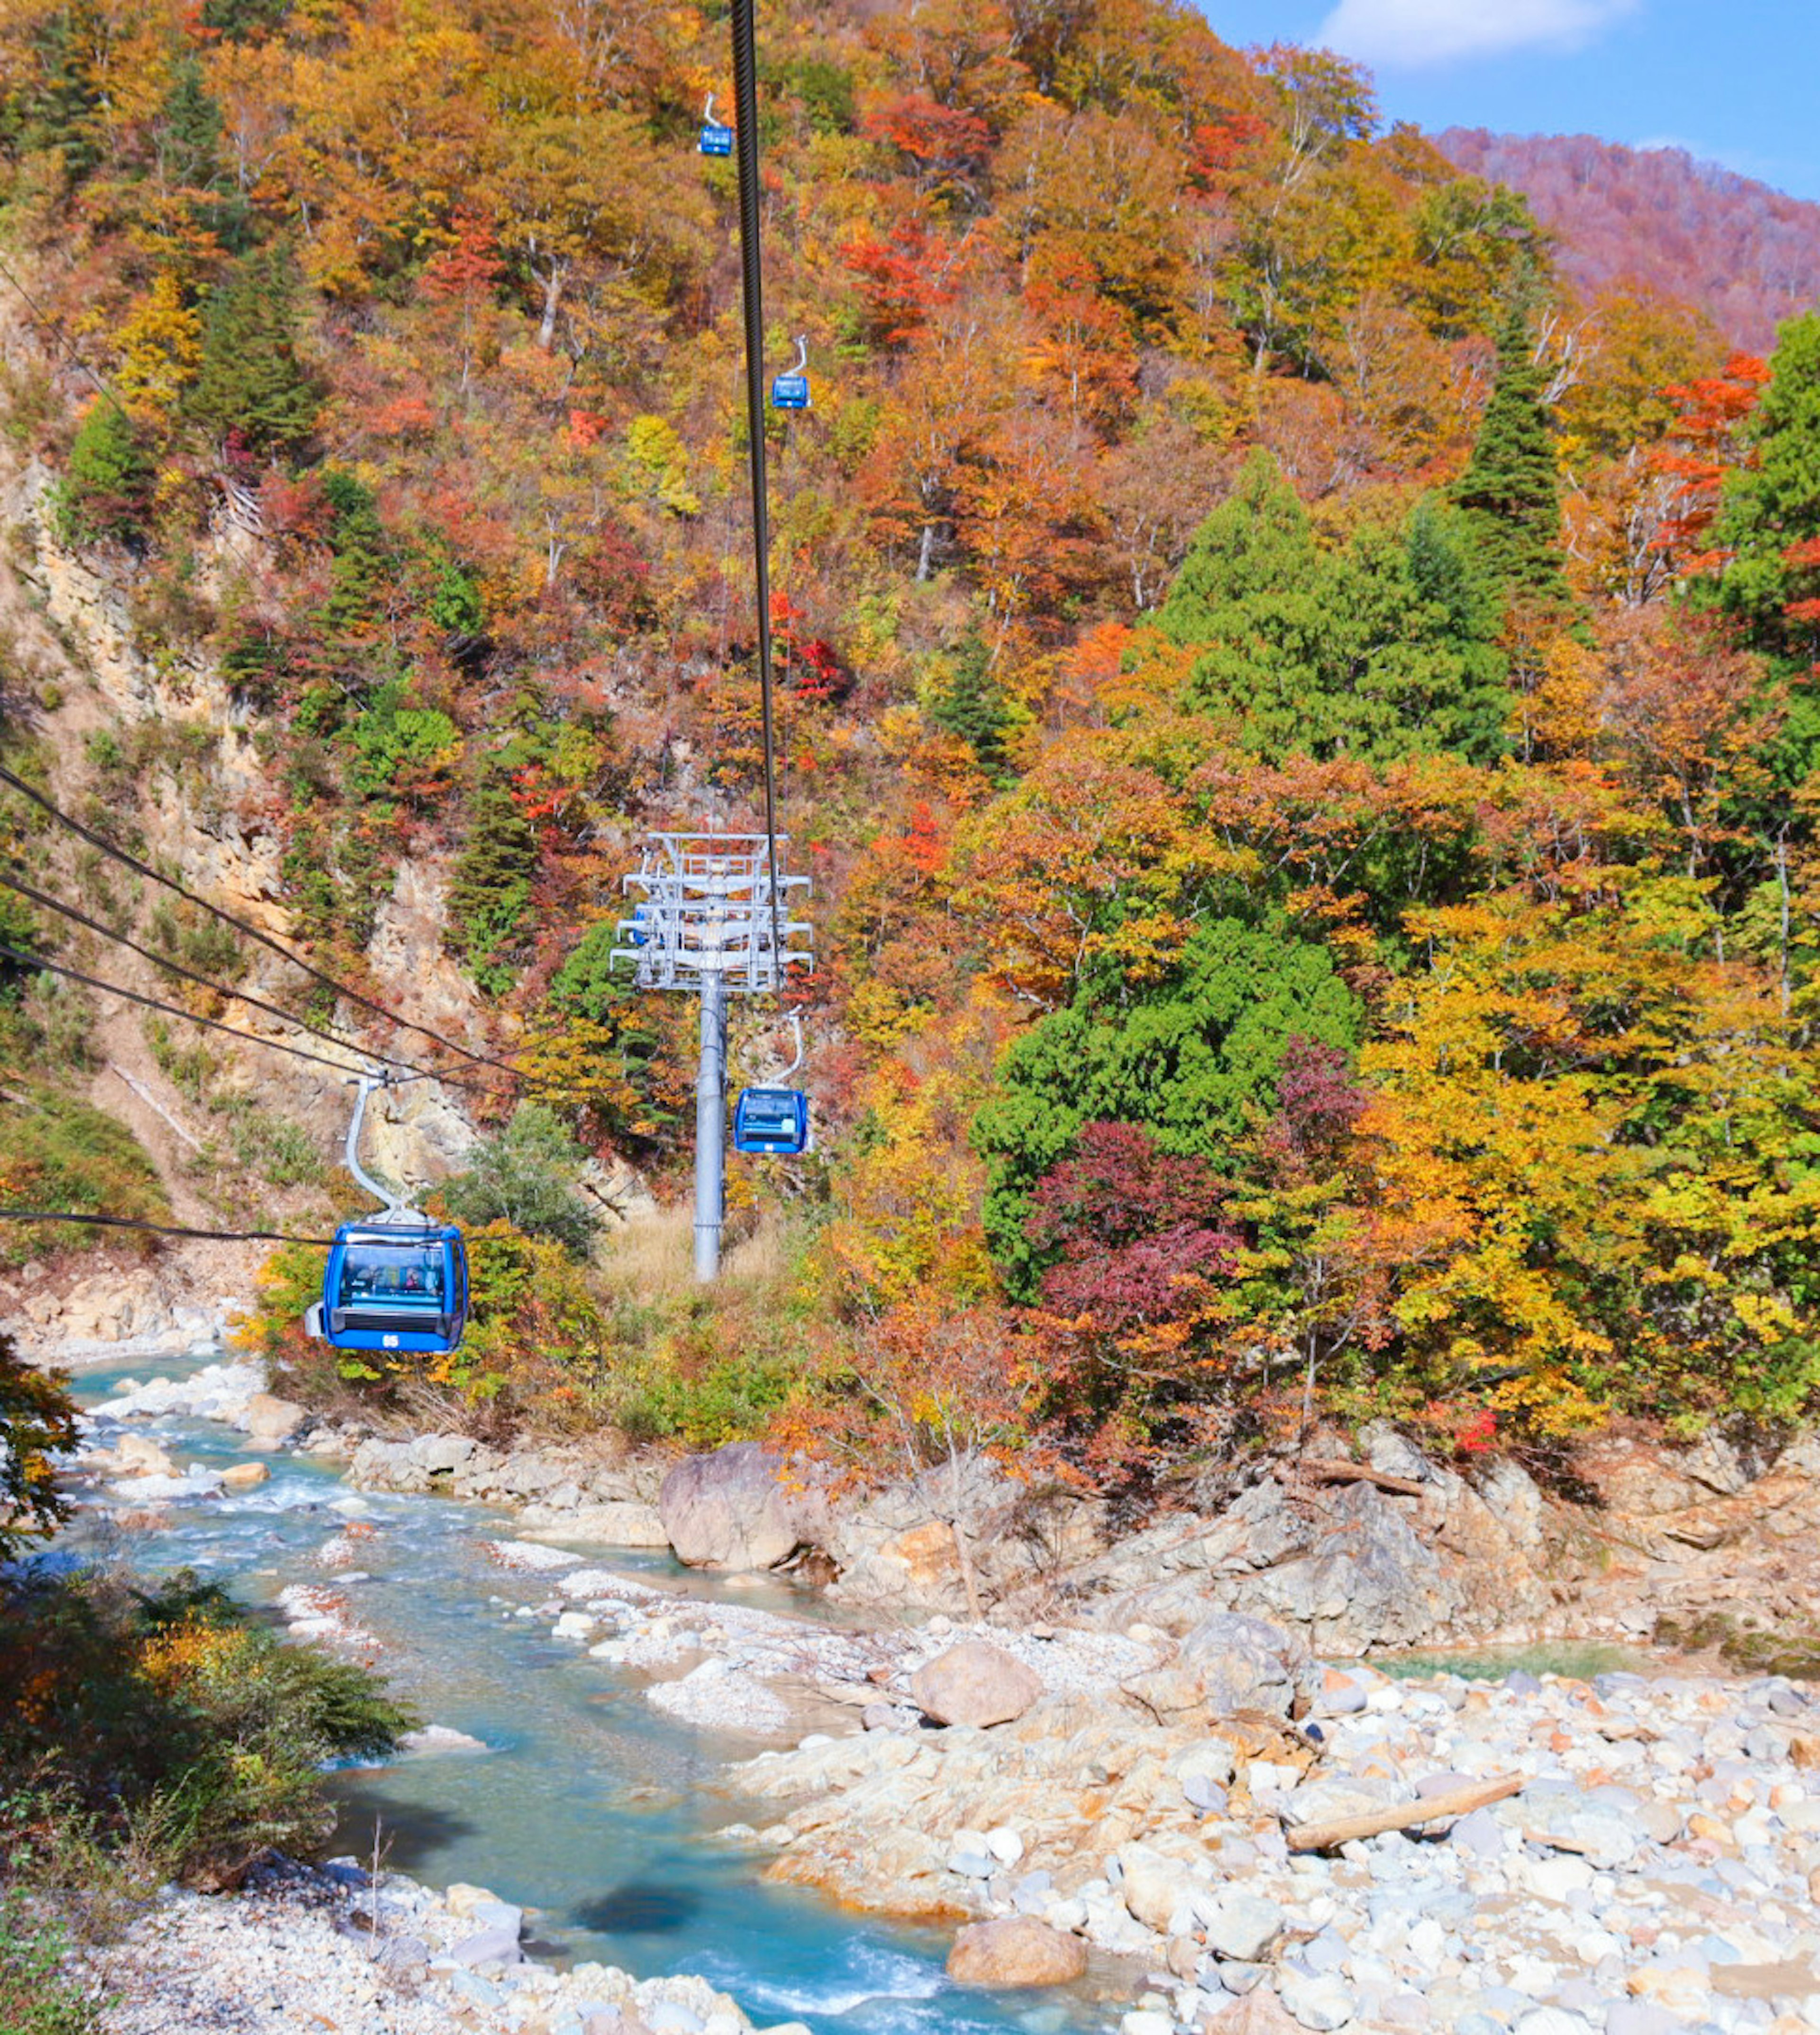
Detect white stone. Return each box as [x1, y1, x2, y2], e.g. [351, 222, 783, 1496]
[1120, 2014, 1173, 2035]
[1276, 1969, 1356, 2031]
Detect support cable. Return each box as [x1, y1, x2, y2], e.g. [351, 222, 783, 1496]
[0, 763, 529, 1082]
[0, 938, 374, 1077]
[0, 1209, 337, 1246]
[0, 245, 136, 428]
[0, 863, 478, 1089]
[729, 0, 787, 995]
[0, 925, 641, 1113]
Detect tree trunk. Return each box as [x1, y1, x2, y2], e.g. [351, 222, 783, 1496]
[537, 263, 566, 351]
[916, 521, 937, 583]
[948, 1448, 983, 1622]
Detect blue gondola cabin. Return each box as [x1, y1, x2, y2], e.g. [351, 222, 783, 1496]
[734, 1087, 809, 1155]
[699, 120, 733, 156]
[770, 373, 810, 411]
[308, 1223, 469, 1354]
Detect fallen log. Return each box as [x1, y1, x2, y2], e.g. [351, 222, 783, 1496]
[1283, 1773, 1525, 1852]
[1282, 1458, 1428, 1497]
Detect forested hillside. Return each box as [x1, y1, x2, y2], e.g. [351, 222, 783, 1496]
[0, 0, 1817, 1492]
[1440, 128, 1820, 353]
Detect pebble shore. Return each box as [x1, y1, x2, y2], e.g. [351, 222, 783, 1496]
[734, 1653, 1820, 2035]
[80, 1855, 813, 2035]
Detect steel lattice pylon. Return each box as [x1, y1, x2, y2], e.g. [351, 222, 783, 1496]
[612, 833, 812, 1279]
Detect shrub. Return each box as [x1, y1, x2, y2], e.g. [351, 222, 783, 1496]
[441, 1103, 600, 1257]
[0, 1892, 100, 2035]
[51, 404, 152, 547]
[0, 1569, 416, 1893]
[0, 1089, 169, 1267]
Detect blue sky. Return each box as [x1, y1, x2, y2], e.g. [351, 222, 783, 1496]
[1199, 0, 1820, 202]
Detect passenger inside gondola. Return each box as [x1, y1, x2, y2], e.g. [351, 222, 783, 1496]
[338, 1246, 445, 1310]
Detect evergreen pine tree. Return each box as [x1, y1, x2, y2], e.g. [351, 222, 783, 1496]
[1157, 449, 1341, 753]
[926, 632, 1011, 776]
[1711, 311, 1820, 663]
[188, 245, 321, 460]
[156, 58, 222, 192]
[10, 7, 103, 175]
[155, 55, 246, 246]
[447, 778, 540, 995]
[316, 468, 392, 678]
[1331, 501, 1510, 766]
[1452, 310, 1570, 611]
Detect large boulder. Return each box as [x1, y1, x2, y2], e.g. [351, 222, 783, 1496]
[910, 1640, 1044, 1728]
[1117, 1844, 1198, 1934]
[115, 1434, 177, 1478]
[946, 1919, 1087, 1987]
[242, 1394, 309, 1449]
[409, 1433, 477, 1477]
[1178, 1612, 1305, 1717]
[659, 1443, 821, 1570]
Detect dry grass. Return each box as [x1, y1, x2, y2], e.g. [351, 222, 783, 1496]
[722, 1212, 789, 1288]
[600, 1204, 792, 1298]
[599, 1204, 695, 1299]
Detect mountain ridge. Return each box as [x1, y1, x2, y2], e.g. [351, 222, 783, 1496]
[1438, 126, 1820, 350]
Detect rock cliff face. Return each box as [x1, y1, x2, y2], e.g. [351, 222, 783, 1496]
[326, 1423, 1820, 1667]
[0, 428, 660, 1346]
[651, 1424, 1820, 1664]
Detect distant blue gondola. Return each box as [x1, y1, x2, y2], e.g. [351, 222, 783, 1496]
[771, 335, 811, 411]
[308, 1223, 469, 1355]
[699, 92, 733, 156]
[734, 1086, 810, 1155]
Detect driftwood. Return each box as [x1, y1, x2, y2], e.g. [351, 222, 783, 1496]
[1283, 1458, 1427, 1498]
[1283, 1773, 1524, 1853]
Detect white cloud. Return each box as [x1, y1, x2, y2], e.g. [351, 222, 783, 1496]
[1314, 0, 1640, 70]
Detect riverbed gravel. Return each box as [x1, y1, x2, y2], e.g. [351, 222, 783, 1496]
[56, 1347, 1820, 2035]
[736, 1657, 1820, 2035]
[80, 1855, 814, 2035]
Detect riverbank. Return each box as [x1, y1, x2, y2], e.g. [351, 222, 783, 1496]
[38, 1340, 1820, 2035]
[76, 1852, 819, 2035]
[58, 1336, 1820, 1679]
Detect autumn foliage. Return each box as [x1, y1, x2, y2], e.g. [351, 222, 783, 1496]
[3, 0, 1820, 1493]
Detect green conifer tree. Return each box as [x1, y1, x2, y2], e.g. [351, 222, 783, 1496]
[9, 6, 103, 175]
[1332, 501, 1510, 765]
[1158, 448, 1335, 751]
[316, 468, 391, 678]
[54, 401, 153, 545]
[1452, 310, 1570, 611]
[925, 632, 1011, 776]
[156, 57, 221, 191]
[188, 246, 321, 460]
[1711, 311, 1820, 663]
[447, 777, 540, 995]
